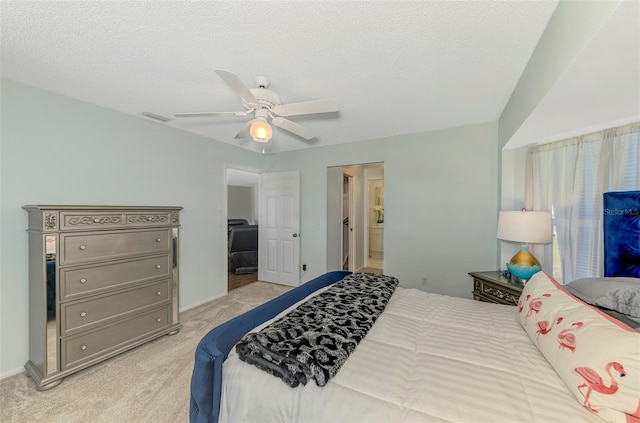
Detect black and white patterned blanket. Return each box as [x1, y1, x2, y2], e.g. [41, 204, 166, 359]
[235, 273, 398, 388]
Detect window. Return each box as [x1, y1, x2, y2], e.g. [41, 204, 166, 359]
[526, 123, 639, 283]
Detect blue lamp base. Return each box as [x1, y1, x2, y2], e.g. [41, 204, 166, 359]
[507, 245, 542, 284]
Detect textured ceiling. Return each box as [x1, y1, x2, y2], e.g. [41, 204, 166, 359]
[3, 0, 627, 154]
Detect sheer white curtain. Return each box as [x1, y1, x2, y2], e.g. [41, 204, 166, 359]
[525, 122, 640, 284]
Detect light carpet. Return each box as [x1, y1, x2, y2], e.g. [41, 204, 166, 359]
[0, 281, 291, 423]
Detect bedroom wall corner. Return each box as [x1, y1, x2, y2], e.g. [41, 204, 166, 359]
[0, 79, 266, 376]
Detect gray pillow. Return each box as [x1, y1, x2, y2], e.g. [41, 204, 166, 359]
[566, 277, 640, 318]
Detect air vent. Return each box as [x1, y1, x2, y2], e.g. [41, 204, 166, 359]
[140, 112, 171, 122]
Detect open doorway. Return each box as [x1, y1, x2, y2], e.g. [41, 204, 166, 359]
[366, 179, 384, 270]
[327, 162, 384, 274]
[226, 167, 260, 291]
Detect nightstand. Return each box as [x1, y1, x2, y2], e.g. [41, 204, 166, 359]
[469, 271, 524, 306]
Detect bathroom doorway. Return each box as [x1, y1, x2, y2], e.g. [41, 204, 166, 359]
[367, 179, 384, 270]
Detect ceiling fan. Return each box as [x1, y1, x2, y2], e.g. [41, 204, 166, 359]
[175, 70, 338, 143]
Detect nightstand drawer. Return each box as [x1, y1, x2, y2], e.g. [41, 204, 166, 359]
[469, 271, 523, 306]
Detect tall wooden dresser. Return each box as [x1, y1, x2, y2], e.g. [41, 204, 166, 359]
[23, 205, 182, 390]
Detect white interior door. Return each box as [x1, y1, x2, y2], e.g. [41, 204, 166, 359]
[258, 171, 300, 286]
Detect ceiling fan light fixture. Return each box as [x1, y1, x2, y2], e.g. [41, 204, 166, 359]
[176, 70, 338, 143]
[250, 118, 272, 143]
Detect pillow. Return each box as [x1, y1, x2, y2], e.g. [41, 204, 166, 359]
[518, 272, 640, 423]
[591, 307, 640, 331]
[566, 277, 640, 318]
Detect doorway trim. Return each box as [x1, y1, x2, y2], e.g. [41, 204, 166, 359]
[343, 170, 356, 271]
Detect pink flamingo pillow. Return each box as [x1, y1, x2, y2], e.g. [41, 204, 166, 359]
[518, 272, 640, 423]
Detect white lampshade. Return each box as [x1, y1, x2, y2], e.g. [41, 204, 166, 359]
[250, 119, 272, 143]
[497, 210, 552, 244]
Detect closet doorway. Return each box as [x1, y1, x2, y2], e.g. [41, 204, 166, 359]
[226, 167, 260, 291]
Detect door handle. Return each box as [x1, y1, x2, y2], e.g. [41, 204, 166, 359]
[293, 233, 299, 238]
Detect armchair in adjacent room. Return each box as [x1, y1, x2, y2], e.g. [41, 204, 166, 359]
[227, 218, 249, 237]
[228, 225, 258, 274]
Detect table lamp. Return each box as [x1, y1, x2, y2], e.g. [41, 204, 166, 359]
[497, 209, 552, 283]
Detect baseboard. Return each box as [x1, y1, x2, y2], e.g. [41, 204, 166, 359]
[1, 366, 26, 380]
[179, 291, 227, 313]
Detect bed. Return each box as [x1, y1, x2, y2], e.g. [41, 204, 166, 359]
[190, 191, 640, 423]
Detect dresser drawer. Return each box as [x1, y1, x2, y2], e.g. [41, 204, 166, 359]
[61, 306, 170, 370]
[125, 212, 172, 226]
[60, 211, 176, 230]
[60, 229, 170, 264]
[61, 280, 170, 335]
[60, 212, 125, 230]
[60, 255, 170, 300]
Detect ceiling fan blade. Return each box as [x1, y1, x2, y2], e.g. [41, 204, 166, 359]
[271, 117, 315, 139]
[215, 70, 259, 108]
[234, 121, 252, 139]
[272, 99, 337, 117]
[174, 111, 249, 118]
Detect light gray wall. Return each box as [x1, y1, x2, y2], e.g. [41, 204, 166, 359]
[266, 121, 500, 297]
[0, 79, 264, 376]
[227, 185, 254, 224]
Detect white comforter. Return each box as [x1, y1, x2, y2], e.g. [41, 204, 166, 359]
[221, 287, 602, 422]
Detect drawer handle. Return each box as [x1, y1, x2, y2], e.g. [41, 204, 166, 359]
[156, 291, 162, 296]
[93, 218, 100, 223]
[80, 278, 87, 284]
[155, 264, 161, 269]
[79, 245, 86, 250]
[80, 312, 87, 317]
[81, 345, 87, 351]
[156, 318, 162, 322]
[156, 238, 161, 242]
